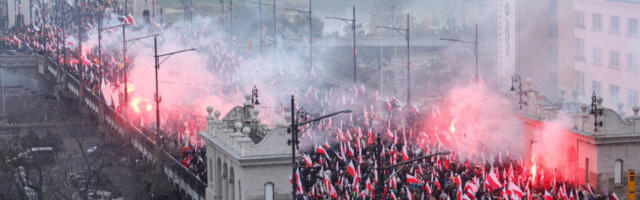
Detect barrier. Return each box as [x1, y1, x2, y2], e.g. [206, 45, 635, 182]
[33, 53, 207, 199]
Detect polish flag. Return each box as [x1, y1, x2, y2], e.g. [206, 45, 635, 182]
[295, 168, 304, 194]
[586, 184, 594, 196]
[434, 179, 442, 190]
[544, 190, 553, 200]
[316, 145, 326, 154]
[487, 170, 502, 190]
[610, 193, 619, 200]
[402, 144, 410, 161]
[508, 182, 523, 199]
[390, 191, 397, 200]
[366, 178, 374, 198]
[406, 174, 420, 184]
[347, 161, 356, 177]
[425, 183, 432, 196]
[303, 154, 312, 168]
[405, 187, 413, 200]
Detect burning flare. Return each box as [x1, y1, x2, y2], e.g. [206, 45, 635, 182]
[531, 162, 537, 185]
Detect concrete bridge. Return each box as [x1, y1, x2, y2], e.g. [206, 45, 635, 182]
[1, 51, 207, 200]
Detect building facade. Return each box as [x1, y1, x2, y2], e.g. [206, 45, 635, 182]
[200, 95, 292, 200]
[513, 0, 575, 100]
[516, 84, 640, 200]
[573, 0, 640, 114]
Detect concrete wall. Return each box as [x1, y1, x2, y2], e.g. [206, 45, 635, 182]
[597, 140, 640, 199]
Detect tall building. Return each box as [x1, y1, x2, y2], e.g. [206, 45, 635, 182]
[573, 0, 640, 114]
[504, 0, 574, 100]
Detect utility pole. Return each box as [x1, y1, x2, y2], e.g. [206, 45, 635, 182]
[152, 36, 196, 134]
[326, 5, 357, 84]
[287, 97, 351, 199]
[474, 24, 478, 83]
[249, 0, 276, 50]
[259, 0, 262, 54]
[308, 0, 312, 70]
[284, 1, 312, 70]
[377, 13, 411, 105]
[122, 24, 128, 102]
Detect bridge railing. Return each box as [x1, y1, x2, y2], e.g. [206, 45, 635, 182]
[37, 54, 207, 199]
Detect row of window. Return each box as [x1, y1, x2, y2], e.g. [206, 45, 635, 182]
[574, 37, 640, 72]
[575, 10, 639, 36]
[574, 70, 639, 107]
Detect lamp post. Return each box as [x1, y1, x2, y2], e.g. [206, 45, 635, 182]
[326, 5, 357, 84]
[287, 95, 351, 199]
[153, 35, 196, 134]
[440, 24, 479, 83]
[510, 73, 527, 109]
[248, 0, 277, 52]
[377, 13, 411, 106]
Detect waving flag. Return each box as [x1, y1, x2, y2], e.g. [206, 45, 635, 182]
[303, 154, 312, 168]
[347, 161, 356, 177]
[406, 174, 420, 184]
[487, 169, 502, 190]
[402, 143, 410, 161]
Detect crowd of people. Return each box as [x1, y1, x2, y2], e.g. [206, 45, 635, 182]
[290, 86, 619, 200]
[179, 144, 208, 183]
[0, 2, 625, 199]
[0, 0, 215, 183]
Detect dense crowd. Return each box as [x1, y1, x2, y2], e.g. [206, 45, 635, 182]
[179, 144, 207, 183]
[290, 86, 620, 200]
[0, 2, 625, 199]
[0, 0, 215, 183]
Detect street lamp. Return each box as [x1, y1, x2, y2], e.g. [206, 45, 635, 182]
[377, 13, 411, 106]
[248, 0, 277, 52]
[510, 73, 527, 109]
[153, 35, 197, 135]
[440, 24, 479, 83]
[287, 95, 351, 199]
[326, 5, 357, 84]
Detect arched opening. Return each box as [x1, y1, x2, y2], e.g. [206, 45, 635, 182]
[585, 157, 590, 183]
[229, 168, 235, 200]
[216, 159, 222, 198]
[264, 182, 274, 200]
[614, 159, 623, 184]
[223, 163, 228, 199]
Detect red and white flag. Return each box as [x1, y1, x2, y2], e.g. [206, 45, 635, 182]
[487, 169, 502, 190]
[406, 174, 421, 184]
[347, 161, 356, 177]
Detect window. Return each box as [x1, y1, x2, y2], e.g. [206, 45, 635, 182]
[575, 70, 585, 94]
[575, 11, 585, 28]
[628, 18, 639, 36]
[593, 81, 602, 97]
[585, 158, 590, 183]
[575, 38, 585, 61]
[614, 160, 623, 184]
[265, 183, 274, 200]
[628, 89, 639, 107]
[592, 47, 603, 65]
[593, 13, 602, 31]
[610, 16, 620, 33]
[610, 50, 620, 68]
[628, 53, 639, 72]
[610, 84, 621, 102]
